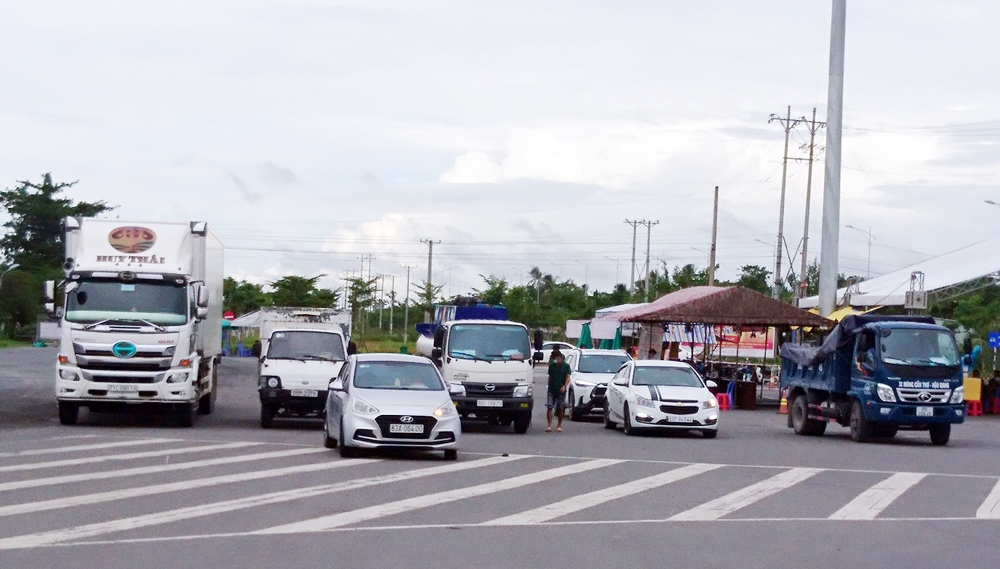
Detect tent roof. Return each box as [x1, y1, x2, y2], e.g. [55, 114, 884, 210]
[229, 310, 261, 328]
[798, 237, 1000, 308]
[603, 286, 833, 327]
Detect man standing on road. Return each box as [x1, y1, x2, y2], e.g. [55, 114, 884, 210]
[547, 351, 572, 432]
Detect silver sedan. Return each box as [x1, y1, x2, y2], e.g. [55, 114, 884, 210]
[324, 353, 461, 460]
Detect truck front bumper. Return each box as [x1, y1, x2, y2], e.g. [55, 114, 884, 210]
[56, 366, 198, 405]
[864, 400, 965, 425]
[452, 396, 533, 418]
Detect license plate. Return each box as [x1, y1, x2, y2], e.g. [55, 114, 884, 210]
[666, 414, 694, 423]
[389, 423, 424, 434]
[290, 389, 319, 397]
[108, 384, 138, 392]
[477, 399, 503, 408]
[916, 406, 933, 417]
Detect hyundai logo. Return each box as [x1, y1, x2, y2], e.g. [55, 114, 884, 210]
[917, 391, 932, 402]
[485, 383, 496, 392]
[399, 416, 414, 423]
[112, 341, 137, 359]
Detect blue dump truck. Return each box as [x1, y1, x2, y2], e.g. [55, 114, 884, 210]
[780, 315, 969, 445]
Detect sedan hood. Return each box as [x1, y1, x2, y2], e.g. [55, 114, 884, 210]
[643, 385, 711, 402]
[353, 388, 453, 413]
[574, 372, 615, 384]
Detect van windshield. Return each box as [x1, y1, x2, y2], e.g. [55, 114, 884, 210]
[267, 331, 346, 361]
[65, 279, 188, 326]
[880, 329, 961, 367]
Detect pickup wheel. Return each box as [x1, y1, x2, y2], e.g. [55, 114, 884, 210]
[849, 400, 872, 443]
[929, 423, 951, 446]
[260, 405, 276, 429]
[513, 412, 531, 434]
[603, 404, 616, 429]
[58, 401, 79, 425]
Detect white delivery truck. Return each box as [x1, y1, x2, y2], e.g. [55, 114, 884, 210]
[417, 302, 542, 434]
[252, 307, 353, 428]
[47, 217, 223, 427]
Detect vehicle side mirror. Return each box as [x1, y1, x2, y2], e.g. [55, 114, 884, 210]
[45, 302, 55, 315]
[251, 341, 261, 358]
[533, 351, 543, 362]
[533, 329, 543, 351]
[433, 326, 445, 348]
[196, 307, 208, 320]
[432, 347, 442, 359]
[347, 341, 357, 356]
[328, 378, 345, 391]
[197, 285, 209, 308]
[964, 337, 973, 355]
[44, 281, 55, 303]
[706, 380, 718, 389]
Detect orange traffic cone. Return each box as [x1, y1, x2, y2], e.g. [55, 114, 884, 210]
[777, 390, 788, 415]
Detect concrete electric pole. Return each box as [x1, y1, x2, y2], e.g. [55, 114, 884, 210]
[769, 106, 805, 299]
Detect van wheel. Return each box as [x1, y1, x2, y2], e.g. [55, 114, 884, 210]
[58, 401, 79, 425]
[260, 405, 275, 429]
[513, 413, 531, 434]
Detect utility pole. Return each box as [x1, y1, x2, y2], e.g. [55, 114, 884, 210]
[819, 0, 847, 317]
[377, 273, 385, 329]
[798, 107, 826, 301]
[420, 239, 440, 322]
[389, 274, 395, 334]
[709, 186, 719, 286]
[357, 255, 373, 335]
[769, 106, 805, 299]
[641, 220, 659, 302]
[624, 220, 642, 296]
[401, 265, 415, 344]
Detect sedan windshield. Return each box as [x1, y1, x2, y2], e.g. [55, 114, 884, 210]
[65, 279, 188, 326]
[880, 329, 961, 367]
[267, 331, 346, 361]
[579, 354, 631, 374]
[633, 366, 704, 387]
[448, 324, 530, 361]
[353, 361, 445, 391]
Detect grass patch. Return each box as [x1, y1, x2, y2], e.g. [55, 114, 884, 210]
[0, 338, 31, 348]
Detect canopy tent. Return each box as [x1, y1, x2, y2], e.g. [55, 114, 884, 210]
[798, 237, 1000, 308]
[604, 286, 832, 328]
[229, 310, 262, 328]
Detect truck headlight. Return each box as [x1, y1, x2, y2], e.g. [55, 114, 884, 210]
[59, 369, 79, 381]
[448, 382, 466, 396]
[635, 395, 655, 409]
[352, 398, 379, 415]
[166, 372, 190, 384]
[876, 383, 896, 403]
[513, 383, 533, 397]
[260, 376, 280, 389]
[950, 386, 964, 404]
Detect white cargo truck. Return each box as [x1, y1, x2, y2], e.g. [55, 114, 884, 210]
[47, 217, 223, 427]
[252, 307, 353, 428]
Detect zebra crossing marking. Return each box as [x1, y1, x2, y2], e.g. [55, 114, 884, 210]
[0, 442, 260, 473]
[829, 472, 926, 520]
[668, 467, 822, 521]
[0, 438, 180, 458]
[976, 479, 1000, 519]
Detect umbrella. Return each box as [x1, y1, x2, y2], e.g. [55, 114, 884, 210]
[611, 327, 622, 350]
[599, 338, 612, 349]
[578, 322, 592, 349]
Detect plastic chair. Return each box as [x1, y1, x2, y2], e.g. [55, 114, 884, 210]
[987, 398, 1000, 415]
[967, 400, 983, 417]
[716, 381, 734, 411]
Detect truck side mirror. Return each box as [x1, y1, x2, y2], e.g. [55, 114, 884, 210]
[196, 285, 209, 308]
[964, 338, 973, 355]
[432, 347, 442, 360]
[196, 307, 208, 320]
[433, 326, 445, 348]
[533, 329, 543, 351]
[45, 302, 55, 315]
[44, 281, 55, 303]
[347, 341, 357, 356]
[251, 341, 262, 358]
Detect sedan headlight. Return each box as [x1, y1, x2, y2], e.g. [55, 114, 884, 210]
[635, 395, 655, 409]
[166, 371, 190, 384]
[352, 398, 379, 415]
[876, 383, 896, 403]
[448, 382, 466, 396]
[513, 383, 533, 397]
[703, 397, 718, 409]
[433, 403, 457, 417]
[950, 386, 964, 404]
[260, 376, 280, 389]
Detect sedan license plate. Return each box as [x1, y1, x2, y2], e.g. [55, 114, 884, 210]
[477, 399, 503, 408]
[666, 414, 694, 423]
[916, 406, 933, 417]
[108, 384, 138, 392]
[290, 389, 319, 397]
[389, 423, 424, 434]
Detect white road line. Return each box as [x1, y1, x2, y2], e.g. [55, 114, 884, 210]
[257, 458, 623, 534]
[0, 442, 259, 473]
[828, 472, 926, 520]
[669, 467, 822, 521]
[0, 455, 524, 550]
[976, 479, 1000, 519]
[0, 456, 374, 517]
[0, 439, 180, 458]
[0, 447, 327, 493]
[483, 462, 721, 526]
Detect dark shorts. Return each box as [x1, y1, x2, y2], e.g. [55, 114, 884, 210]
[546, 391, 566, 411]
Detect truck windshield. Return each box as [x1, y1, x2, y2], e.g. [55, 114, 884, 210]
[64, 279, 188, 326]
[880, 329, 961, 367]
[579, 354, 631, 374]
[267, 331, 346, 361]
[448, 324, 531, 361]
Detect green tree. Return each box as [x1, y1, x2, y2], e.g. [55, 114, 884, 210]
[671, 264, 708, 289]
[269, 275, 339, 307]
[223, 277, 269, 315]
[473, 275, 508, 306]
[0, 174, 114, 273]
[736, 264, 772, 295]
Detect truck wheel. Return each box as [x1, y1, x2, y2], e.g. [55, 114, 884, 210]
[929, 423, 951, 446]
[443, 449, 458, 461]
[623, 404, 638, 436]
[791, 396, 810, 435]
[513, 413, 531, 434]
[197, 384, 216, 415]
[260, 405, 276, 429]
[603, 404, 616, 429]
[323, 419, 338, 449]
[873, 424, 898, 438]
[849, 400, 872, 443]
[58, 401, 79, 425]
[175, 403, 194, 428]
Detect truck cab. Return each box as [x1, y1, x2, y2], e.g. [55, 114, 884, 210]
[256, 328, 348, 428]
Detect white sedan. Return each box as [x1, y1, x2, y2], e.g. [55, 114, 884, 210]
[324, 354, 461, 460]
[604, 360, 720, 438]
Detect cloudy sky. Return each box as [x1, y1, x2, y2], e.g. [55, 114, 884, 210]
[2, 1, 998, 300]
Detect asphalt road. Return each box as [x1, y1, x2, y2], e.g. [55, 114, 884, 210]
[2, 346, 1000, 568]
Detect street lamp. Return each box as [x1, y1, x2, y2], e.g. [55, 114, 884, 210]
[845, 225, 875, 280]
[0, 263, 19, 293]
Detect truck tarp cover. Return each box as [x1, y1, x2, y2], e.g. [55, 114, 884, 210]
[780, 315, 936, 367]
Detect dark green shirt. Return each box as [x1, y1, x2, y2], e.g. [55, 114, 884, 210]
[547, 361, 572, 395]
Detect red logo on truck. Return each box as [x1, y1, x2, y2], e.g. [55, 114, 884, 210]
[108, 226, 157, 254]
